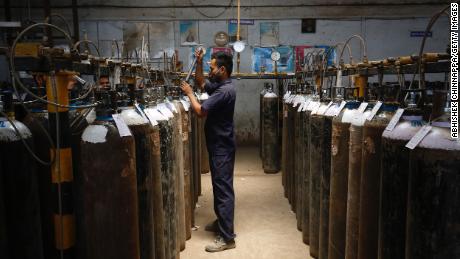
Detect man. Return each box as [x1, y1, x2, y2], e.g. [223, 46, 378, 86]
[98, 75, 110, 90]
[180, 50, 237, 252]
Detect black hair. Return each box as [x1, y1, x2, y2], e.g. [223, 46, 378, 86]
[211, 51, 233, 76]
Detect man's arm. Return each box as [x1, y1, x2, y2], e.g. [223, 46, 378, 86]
[194, 49, 206, 91]
[181, 81, 207, 117]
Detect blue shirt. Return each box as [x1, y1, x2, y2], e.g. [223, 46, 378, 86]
[201, 79, 236, 155]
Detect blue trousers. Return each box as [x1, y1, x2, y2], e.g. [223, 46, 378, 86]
[209, 151, 236, 241]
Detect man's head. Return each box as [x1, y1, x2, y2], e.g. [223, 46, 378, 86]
[99, 76, 110, 90]
[209, 51, 233, 83]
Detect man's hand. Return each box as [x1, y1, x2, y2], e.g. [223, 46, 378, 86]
[181, 81, 193, 96]
[195, 48, 204, 63]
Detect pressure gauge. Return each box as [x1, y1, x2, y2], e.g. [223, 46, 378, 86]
[233, 41, 245, 53]
[271, 51, 281, 62]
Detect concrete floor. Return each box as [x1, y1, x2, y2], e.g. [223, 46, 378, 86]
[180, 147, 311, 259]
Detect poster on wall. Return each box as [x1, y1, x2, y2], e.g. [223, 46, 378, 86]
[294, 46, 312, 71]
[228, 23, 248, 44]
[294, 45, 335, 71]
[260, 22, 279, 47]
[180, 21, 199, 46]
[314, 45, 336, 66]
[252, 46, 294, 73]
[277, 46, 294, 72]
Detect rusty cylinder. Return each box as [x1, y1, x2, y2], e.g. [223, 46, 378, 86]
[406, 123, 460, 259]
[145, 105, 177, 259]
[260, 83, 271, 159]
[378, 111, 423, 259]
[120, 107, 159, 259]
[329, 101, 360, 259]
[281, 94, 290, 196]
[193, 109, 202, 200]
[151, 121, 167, 259]
[77, 117, 139, 259]
[344, 105, 373, 259]
[199, 92, 210, 175]
[171, 100, 186, 252]
[318, 102, 334, 259]
[301, 98, 313, 245]
[179, 100, 192, 240]
[155, 105, 177, 259]
[287, 99, 297, 209]
[308, 100, 328, 258]
[295, 94, 306, 230]
[262, 90, 280, 173]
[187, 102, 197, 227]
[358, 104, 398, 259]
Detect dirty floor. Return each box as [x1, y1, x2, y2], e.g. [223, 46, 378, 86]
[180, 146, 311, 259]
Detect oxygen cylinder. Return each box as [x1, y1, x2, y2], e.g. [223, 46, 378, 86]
[190, 92, 201, 205]
[358, 103, 398, 259]
[19, 108, 54, 259]
[405, 118, 460, 259]
[169, 94, 186, 252]
[307, 98, 328, 258]
[260, 82, 271, 159]
[287, 89, 298, 209]
[76, 90, 139, 259]
[178, 97, 192, 240]
[145, 97, 176, 259]
[134, 87, 166, 259]
[193, 98, 201, 200]
[318, 101, 334, 259]
[198, 91, 210, 175]
[155, 92, 179, 259]
[281, 91, 289, 193]
[262, 88, 280, 173]
[120, 103, 157, 259]
[0, 91, 43, 259]
[294, 87, 305, 230]
[378, 109, 423, 259]
[345, 104, 373, 259]
[301, 95, 314, 245]
[329, 101, 360, 259]
[146, 98, 167, 259]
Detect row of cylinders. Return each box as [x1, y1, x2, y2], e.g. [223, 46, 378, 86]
[281, 89, 459, 259]
[0, 85, 211, 259]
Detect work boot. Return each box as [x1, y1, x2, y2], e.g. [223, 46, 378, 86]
[205, 219, 218, 232]
[205, 236, 236, 252]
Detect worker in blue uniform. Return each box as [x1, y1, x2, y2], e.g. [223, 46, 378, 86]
[180, 49, 237, 252]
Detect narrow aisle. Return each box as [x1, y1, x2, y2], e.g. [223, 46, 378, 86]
[181, 147, 310, 259]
